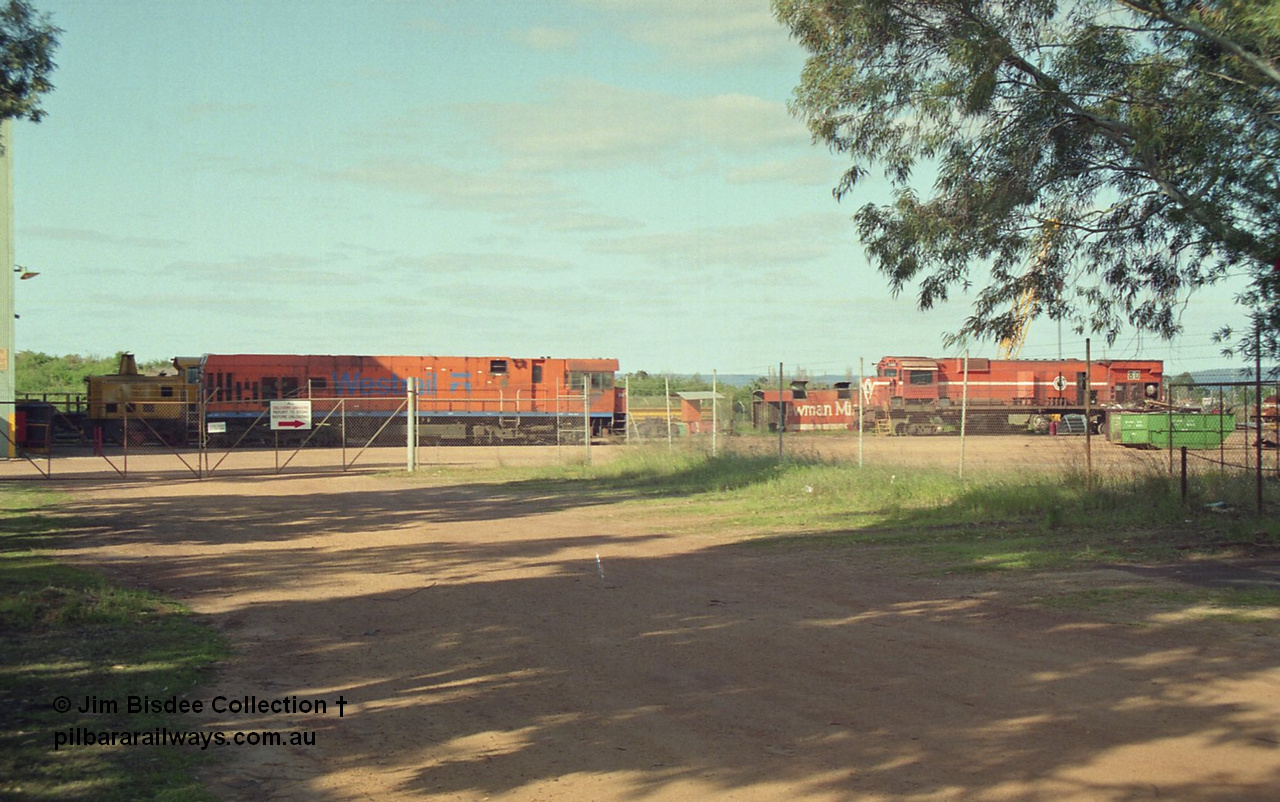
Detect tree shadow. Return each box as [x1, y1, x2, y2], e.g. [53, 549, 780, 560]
[35, 473, 1280, 800]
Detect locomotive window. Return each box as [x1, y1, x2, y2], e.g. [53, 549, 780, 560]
[568, 371, 613, 390]
[252, 381, 259, 401]
[282, 377, 300, 397]
[309, 378, 327, 393]
[161, 386, 174, 398]
[490, 360, 508, 375]
[261, 377, 279, 399]
[880, 368, 898, 378]
[909, 370, 934, 385]
[532, 365, 543, 384]
[235, 382, 243, 401]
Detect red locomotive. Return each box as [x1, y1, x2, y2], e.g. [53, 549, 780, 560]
[88, 353, 625, 446]
[754, 357, 1163, 435]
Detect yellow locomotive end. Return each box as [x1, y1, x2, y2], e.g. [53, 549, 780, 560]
[84, 353, 200, 445]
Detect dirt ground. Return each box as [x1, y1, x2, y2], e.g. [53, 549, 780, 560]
[39, 438, 1280, 801]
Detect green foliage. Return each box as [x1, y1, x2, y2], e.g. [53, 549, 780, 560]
[623, 371, 714, 396]
[0, 1, 59, 125]
[775, 0, 1280, 355]
[16, 351, 169, 395]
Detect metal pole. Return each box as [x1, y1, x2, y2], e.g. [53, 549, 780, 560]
[1085, 338, 1092, 492]
[0, 120, 13, 459]
[1256, 322, 1263, 513]
[711, 369, 718, 457]
[664, 376, 672, 453]
[624, 375, 630, 446]
[857, 358, 864, 468]
[778, 361, 784, 461]
[583, 375, 591, 466]
[959, 351, 969, 479]
[1180, 446, 1188, 502]
[407, 382, 417, 472]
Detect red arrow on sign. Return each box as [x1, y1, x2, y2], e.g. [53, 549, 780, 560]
[277, 420, 307, 428]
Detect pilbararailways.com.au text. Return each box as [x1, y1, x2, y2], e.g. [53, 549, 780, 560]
[55, 726, 318, 751]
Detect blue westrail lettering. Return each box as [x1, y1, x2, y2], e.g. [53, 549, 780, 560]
[332, 372, 432, 397]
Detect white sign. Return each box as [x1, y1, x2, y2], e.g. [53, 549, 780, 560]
[206, 421, 227, 434]
[270, 400, 312, 431]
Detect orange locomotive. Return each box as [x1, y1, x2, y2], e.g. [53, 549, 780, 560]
[864, 356, 1163, 434]
[754, 357, 1163, 435]
[89, 353, 625, 445]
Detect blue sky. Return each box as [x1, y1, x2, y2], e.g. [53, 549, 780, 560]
[8, 0, 1255, 376]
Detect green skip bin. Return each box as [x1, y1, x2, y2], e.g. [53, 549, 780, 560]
[1107, 412, 1233, 450]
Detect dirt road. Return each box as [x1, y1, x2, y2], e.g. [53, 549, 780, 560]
[52, 469, 1280, 801]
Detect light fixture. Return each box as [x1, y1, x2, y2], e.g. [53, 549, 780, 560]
[14, 265, 38, 280]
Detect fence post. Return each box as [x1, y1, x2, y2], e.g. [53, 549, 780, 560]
[712, 369, 718, 457]
[1256, 323, 1264, 514]
[1085, 338, 1092, 492]
[665, 376, 672, 453]
[1180, 446, 1188, 503]
[583, 375, 591, 466]
[777, 361, 784, 461]
[857, 358, 864, 468]
[407, 382, 417, 473]
[959, 351, 969, 479]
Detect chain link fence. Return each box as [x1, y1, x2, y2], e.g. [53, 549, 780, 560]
[0, 387, 598, 481]
[616, 369, 1280, 512]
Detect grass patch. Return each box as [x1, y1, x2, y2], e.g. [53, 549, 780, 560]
[0, 488, 227, 801]
[1033, 585, 1280, 624]
[408, 447, 1280, 577]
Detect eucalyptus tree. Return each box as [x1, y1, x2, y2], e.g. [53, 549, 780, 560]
[774, 0, 1280, 355]
[0, 0, 58, 126]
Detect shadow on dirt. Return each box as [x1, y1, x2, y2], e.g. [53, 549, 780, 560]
[30, 471, 1280, 799]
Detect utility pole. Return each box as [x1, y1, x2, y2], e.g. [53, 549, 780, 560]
[0, 120, 14, 458]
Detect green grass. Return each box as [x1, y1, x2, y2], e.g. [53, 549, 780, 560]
[0, 488, 227, 802]
[409, 447, 1280, 574]
[1033, 586, 1280, 622]
[402, 448, 1280, 625]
